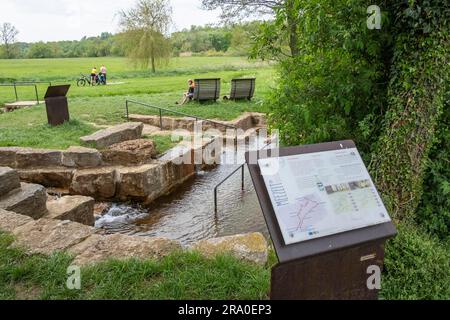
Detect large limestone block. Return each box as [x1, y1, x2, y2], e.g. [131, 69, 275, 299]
[0, 183, 47, 219]
[80, 122, 144, 149]
[62, 146, 102, 168]
[70, 233, 181, 266]
[116, 164, 164, 199]
[0, 147, 26, 168]
[18, 168, 74, 188]
[16, 149, 63, 168]
[46, 196, 95, 226]
[190, 233, 268, 265]
[0, 167, 21, 196]
[70, 168, 117, 199]
[0, 209, 34, 233]
[11, 218, 95, 255]
[101, 139, 157, 166]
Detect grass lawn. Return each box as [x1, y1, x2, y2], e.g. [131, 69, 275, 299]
[1, 221, 448, 300]
[0, 56, 275, 150]
[0, 232, 272, 300]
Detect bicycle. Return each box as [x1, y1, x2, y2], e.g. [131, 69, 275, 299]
[77, 74, 105, 87]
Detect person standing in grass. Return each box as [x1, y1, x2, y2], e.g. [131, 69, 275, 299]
[100, 65, 107, 85]
[91, 66, 98, 86]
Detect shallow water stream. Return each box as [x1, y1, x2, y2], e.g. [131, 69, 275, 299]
[95, 137, 270, 245]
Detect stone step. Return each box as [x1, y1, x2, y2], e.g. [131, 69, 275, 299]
[46, 195, 95, 226]
[80, 122, 144, 149]
[101, 139, 157, 166]
[0, 183, 48, 219]
[0, 167, 21, 196]
[142, 124, 161, 136]
[0, 209, 34, 233]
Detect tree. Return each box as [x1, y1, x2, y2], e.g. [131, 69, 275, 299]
[201, 0, 302, 57]
[253, 0, 449, 224]
[0, 23, 19, 59]
[28, 42, 55, 59]
[119, 0, 173, 72]
[369, 0, 449, 221]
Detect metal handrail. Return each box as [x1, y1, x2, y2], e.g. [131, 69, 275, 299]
[214, 163, 245, 213]
[125, 99, 237, 131]
[14, 81, 52, 86]
[213, 138, 274, 214]
[0, 83, 40, 104]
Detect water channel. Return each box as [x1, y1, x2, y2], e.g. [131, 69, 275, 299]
[95, 136, 271, 245]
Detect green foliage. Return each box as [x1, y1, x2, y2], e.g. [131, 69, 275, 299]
[381, 223, 450, 300]
[370, 0, 449, 220]
[257, 0, 393, 157]
[118, 0, 173, 72]
[171, 22, 260, 57]
[416, 96, 450, 241]
[3, 33, 120, 59]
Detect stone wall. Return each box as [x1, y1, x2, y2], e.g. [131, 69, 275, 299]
[0, 209, 268, 266]
[129, 112, 267, 132]
[0, 145, 199, 204]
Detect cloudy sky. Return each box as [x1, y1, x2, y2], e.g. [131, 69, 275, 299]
[0, 0, 222, 43]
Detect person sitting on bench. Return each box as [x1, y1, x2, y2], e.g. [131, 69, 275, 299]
[177, 79, 195, 105]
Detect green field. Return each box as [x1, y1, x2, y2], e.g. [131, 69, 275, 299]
[0, 56, 276, 149]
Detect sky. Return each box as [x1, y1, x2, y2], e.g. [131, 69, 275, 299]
[0, 0, 222, 43]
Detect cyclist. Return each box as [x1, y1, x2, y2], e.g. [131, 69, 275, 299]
[91, 67, 98, 86]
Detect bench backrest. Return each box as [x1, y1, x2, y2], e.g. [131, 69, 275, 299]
[230, 78, 256, 100]
[194, 78, 221, 101]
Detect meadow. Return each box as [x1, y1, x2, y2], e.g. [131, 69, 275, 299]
[0, 56, 276, 149]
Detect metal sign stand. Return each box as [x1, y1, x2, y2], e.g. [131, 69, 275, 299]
[245, 140, 397, 300]
[44, 85, 71, 126]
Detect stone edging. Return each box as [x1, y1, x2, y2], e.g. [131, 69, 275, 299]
[0, 209, 268, 266]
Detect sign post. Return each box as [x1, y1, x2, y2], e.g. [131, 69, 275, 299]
[245, 140, 397, 300]
[44, 85, 71, 126]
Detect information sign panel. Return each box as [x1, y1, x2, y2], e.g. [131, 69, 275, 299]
[258, 147, 391, 245]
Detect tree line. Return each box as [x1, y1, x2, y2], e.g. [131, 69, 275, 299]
[0, 22, 258, 60]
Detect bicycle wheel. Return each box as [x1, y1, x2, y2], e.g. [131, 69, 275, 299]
[77, 79, 87, 87]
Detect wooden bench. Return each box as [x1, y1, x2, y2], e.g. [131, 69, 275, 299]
[227, 78, 256, 100]
[193, 78, 221, 102]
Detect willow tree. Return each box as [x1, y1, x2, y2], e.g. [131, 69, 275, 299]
[119, 0, 172, 72]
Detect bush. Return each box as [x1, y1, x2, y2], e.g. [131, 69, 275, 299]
[381, 223, 450, 300]
[416, 97, 450, 241]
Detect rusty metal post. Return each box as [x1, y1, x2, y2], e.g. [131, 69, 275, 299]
[13, 83, 18, 101]
[159, 109, 163, 130]
[34, 85, 39, 104]
[241, 164, 245, 191]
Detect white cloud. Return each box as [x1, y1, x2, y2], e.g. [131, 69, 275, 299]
[0, 0, 221, 42]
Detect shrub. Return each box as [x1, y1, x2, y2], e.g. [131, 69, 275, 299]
[416, 97, 450, 241]
[381, 223, 450, 300]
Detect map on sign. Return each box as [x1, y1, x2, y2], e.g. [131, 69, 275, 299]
[258, 148, 391, 245]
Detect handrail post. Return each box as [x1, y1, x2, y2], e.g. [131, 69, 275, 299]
[125, 100, 129, 121]
[34, 85, 39, 104]
[14, 83, 18, 101]
[159, 109, 163, 130]
[214, 186, 218, 214]
[241, 164, 245, 190]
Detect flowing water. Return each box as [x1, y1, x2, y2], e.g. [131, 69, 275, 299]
[95, 137, 270, 245]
